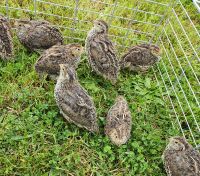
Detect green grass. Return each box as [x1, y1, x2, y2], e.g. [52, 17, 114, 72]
[0, 0, 200, 175]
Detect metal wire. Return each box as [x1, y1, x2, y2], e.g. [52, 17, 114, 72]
[172, 8, 200, 62]
[5, 0, 9, 19]
[106, 0, 118, 26]
[0, 5, 154, 39]
[168, 20, 200, 86]
[179, 1, 200, 37]
[36, 0, 161, 27]
[148, 1, 171, 44]
[33, 0, 37, 16]
[163, 28, 200, 112]
[1, 0, 199, 146]
[72, 0, 79, 32]
[124, 0, 142, 47]
[192, 0, 200, 13]
[152, 66, 186, 139]
[158, 38, 198, 146]
[91, 0, 169, 9]
[152, 66, 186, 138]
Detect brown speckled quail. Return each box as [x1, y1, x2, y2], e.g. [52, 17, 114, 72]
[0, 14, 14, 60]
[162, 136, 200, 176]
[85, 20, 119, 84]
[54, 64, 99, 132]
[35, 43, 84, 80]
[15, 19, 63, 52]
[105, 96, 132, 146]
[120, 43, 160, 72]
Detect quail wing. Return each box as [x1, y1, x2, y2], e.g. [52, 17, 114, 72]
[163, 144, 200, 176]
[105, 96, 132, 145]
[35, 45, 76, 77]
[17, 20, 63, 52]
[55, 82, 98, 132]
[120, 45, 159, 72]
[87, 34, 119, 83]
[0, 15, 13, 60]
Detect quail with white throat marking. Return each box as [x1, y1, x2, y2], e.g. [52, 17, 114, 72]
[0, 14, 14, 61]
[35, 44, 84, 80]
[162, 136, 200, 176]
[85, 20, 119, 84]
[15, 19, 63, 52]
[120, 43, 160, 72]
[54, 64, 99, 132]
[105, 96, 132, 146]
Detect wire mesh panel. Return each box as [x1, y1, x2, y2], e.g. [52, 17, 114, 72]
[0, 0, 199, 147]
[153, 1, 200, 146]
[0, 0, 172, 49]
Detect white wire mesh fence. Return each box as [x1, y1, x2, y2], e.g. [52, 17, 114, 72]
[0, 0, 199, 146]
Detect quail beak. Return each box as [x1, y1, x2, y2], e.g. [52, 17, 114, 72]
[80, 46, 84, 54]
[16, 19, 30, 27]
[151, 45, 160, 54]
[93, 20, 100, 28]
[77, 46, 84, 55]
[168, 137, 174, 144]
[14, 20, 27, 28]
[116, 95, 124, 102]
[14, 20, 19, 27]
[155, 47, 161, 54]
[93, 20, 97, 26]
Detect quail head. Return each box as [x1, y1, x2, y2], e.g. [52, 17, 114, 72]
[162, 136, 200, 176]
[85, 20, 119, 84]
[105, 96, 132, 146]
[15, 19, 63, 52]
[0, 14, 14, 61]
[120, 43, 160, 72]
[54, 64, 99, 132]
[35, 43, 84, 80]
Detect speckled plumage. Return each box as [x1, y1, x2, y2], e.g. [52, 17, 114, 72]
[0, 15, 14, 60]
[35, 43, 83, 80]
[85, 20, 119, 84]
[54, 64, 99, 132]
[120, 43, 160, 72]
[16, 20, 63, 52]
[105, 96, 132, 146]
[162, 136, 200, 176]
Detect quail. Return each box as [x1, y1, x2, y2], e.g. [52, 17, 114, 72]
[162, 136, 200, 176]
[0, 14, 14, 60]
[15, 19, 63, 52]
[120, 43, 160, 72]
[105, 96, 132, 146]
[85, 20, 119, 84]
[35, 43, 84, 80]
[54, 64, 99, 132]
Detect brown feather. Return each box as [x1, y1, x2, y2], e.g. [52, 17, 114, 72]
[0, 15, 14, 60]
[16, 20, 63, 52]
